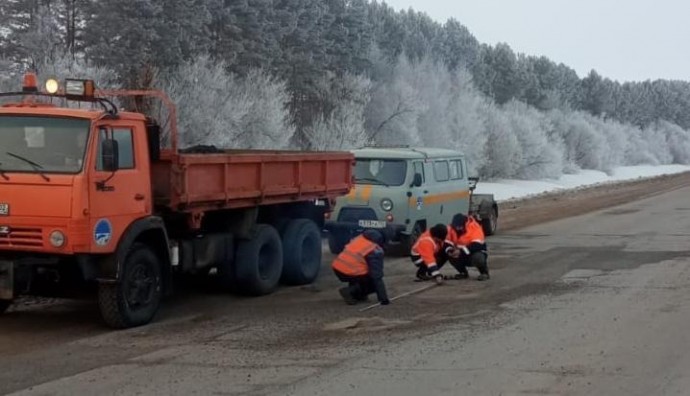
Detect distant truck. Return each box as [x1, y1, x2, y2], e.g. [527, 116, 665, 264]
[324, 147, 498, 254]
[0, 74, 353, 328]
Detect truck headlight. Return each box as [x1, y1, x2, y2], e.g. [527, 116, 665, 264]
[381, 198, 393, 212]
[50, 230, 66, 248]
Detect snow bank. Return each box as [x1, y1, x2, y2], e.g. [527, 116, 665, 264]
[473, 165, 690, 202]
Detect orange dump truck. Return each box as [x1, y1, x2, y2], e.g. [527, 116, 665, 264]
[0, 74, 353, 328]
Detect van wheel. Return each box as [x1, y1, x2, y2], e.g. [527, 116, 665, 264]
[0, 300, 11, 314]
[481, 207, 498, 236]
[98, 243, 162, 329]
[328, 232, 346, 255]
[281, 219, 322, 285]
[402, 222, 425, 255]
[235, 224, 283, 295]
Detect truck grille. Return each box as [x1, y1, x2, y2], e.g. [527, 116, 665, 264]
[0, 227, 43, 248]
[337, 207, 378, 223]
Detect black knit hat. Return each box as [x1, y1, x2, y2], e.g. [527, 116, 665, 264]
[429, 223, 448, 240]
[451, 213, 468, 231]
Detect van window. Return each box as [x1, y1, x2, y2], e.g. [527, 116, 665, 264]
[433, 161, 449, 182]
[449, 160, 464, 180]
[413, 161, 425, 183]
[455, 160, 464, 179]
[355, 159, 407, 186]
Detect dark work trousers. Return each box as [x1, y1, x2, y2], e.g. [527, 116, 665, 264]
[437, 247, 489, 276]
[333, 270, 376, 300]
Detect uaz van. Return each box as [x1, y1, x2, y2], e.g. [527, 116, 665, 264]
[324, 147, 498, 253]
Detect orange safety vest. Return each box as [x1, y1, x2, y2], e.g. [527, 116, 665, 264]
[457, 217, 485, 246]
[332, 234, 378, 276]
[411, 230, 441, 268]
[445, 217, 485, 248]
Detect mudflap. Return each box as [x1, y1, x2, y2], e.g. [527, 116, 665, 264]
[0, 260, 14, 300]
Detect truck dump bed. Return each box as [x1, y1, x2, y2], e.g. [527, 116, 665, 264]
[152, 149, 354, 212]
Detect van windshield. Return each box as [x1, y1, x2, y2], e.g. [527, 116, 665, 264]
[0, 116, 90, 175]
[354, 159, 407, 186]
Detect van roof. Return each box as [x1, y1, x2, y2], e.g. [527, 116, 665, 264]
[352, 146, 465, 160]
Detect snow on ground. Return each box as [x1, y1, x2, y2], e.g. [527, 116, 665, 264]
[473, 165, 690, 202]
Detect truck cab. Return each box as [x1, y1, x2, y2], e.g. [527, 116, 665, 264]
[324, 147, 498, 254]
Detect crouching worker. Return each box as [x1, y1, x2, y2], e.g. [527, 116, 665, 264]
[410, 224, 448, 284]
[444, 213, 490, 281]
[332, 229, 390, 306]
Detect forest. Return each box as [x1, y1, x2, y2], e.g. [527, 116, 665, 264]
[2, 0, 690, 179]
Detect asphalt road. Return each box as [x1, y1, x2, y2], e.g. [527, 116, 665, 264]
[1, 178, 690, 395]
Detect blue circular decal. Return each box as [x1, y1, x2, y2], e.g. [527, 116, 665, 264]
[94, 219, 112, 246]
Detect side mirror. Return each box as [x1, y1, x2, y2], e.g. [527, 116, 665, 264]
[101, 138, 119, 172]
[468, 176, 479, 191]
[411, 173, 423, 187]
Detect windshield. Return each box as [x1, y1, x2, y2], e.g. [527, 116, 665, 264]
[0, 116, 90, 174]
[354, 159, 407, 186]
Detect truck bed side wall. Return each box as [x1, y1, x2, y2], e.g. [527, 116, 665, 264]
[152, 151, 353, 212]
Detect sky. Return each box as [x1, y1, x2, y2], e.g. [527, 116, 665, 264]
[382, 0, 690, 83]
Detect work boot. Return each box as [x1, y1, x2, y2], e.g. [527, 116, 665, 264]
[415, 268, 431, 282]
[477, 273, 490, 281]
[338, 287, 358, 305]
[444, 272, 468, 280]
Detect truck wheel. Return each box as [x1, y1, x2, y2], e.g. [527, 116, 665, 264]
[481, 207, 498, 236]
[327, 232, 346, 255]
[235, 224, 283, 295]
[98, 243, 162, 329]
[281, 219, 322, 285]
[0, 300, 11, 314]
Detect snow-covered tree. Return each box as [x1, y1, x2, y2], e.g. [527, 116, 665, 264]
[304, 72, 372, 150]
[156, 55, 294, 150]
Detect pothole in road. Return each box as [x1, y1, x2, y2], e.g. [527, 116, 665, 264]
[323, 317, 411, 332]
[558, 269, 606, 284]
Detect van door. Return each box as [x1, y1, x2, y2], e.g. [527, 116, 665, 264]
[448, 157, 470, 215]
[407, 160, 428, 233]
[427, 159, 452, 225]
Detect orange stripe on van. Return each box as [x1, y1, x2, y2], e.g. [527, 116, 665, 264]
[360, 185, 373, 202]
[409, 190, 470, 206]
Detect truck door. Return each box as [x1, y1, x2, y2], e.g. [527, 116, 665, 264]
[88, 124, 151, 252]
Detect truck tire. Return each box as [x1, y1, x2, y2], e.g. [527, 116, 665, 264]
[234, 224, 283, 295]
[481, 207, 498, 236]
[0, 300, 10, 314]
[98, 243, 163, 329]
[327, 232, 347, 255]
[281, 219, 322, 285]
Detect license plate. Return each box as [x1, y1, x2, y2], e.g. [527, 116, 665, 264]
[358, 220, 387, 229]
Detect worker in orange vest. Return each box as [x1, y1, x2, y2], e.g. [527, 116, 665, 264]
[332, 229, 390, 306]
[442, 213, 490, 281]
[410, 224, 448, 284]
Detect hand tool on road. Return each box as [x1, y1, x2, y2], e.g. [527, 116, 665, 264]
[358, 283, 439, 312]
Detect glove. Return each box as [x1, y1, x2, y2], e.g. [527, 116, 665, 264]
[380, 299, 390, 305]
[449, 249, 461, 258]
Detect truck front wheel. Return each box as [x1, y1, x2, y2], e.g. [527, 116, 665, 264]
[281, 219, 322, 285]
[0, 300, 11, 314]
[235, 224, 283, 295]
[98, 243, 163, 329]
